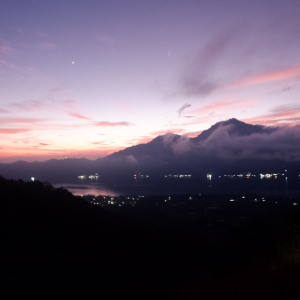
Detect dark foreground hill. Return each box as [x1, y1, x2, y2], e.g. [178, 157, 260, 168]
[1, 176, 300, 299]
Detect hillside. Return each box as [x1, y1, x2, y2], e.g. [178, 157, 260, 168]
[1, 176, 300, 299]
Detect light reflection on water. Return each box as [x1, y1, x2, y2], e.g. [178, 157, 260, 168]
[52, 182, 205, 197]
[52, 183, 119, 196]
[52, 176, 299, 197]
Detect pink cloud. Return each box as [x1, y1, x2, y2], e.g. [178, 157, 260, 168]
[68, 112, 90, 120]
[183, 120, 210, 126]
[9, 98, 76, 113]
[185, 131, 203, 138]
[0, 60, 18, 70]
[0, 128, 31, 134]
[0, 39, 17, 56]
[132, 136, 154, 145]
[0, 108, 9, 113]
[10, 100, 50, 111]
[242, 104, 300, 126]
[94, 121, 131, 127]
[22, 137, 113, 163]
[0, 146, 122, 163]
[0, 117, 45, 124]
[150, 128, 183, 136]
[57, 99, 76, 109]
[231, 65, 300, 88]
[196, 98, 254, 115]
[115, 103, 135, 114]
[91, 141, 105, 145]
[127, 130, 184, 146]
[49, 124, 81, 130]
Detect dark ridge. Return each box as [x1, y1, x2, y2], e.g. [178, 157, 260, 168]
[106, 133, 181, 160]
[1, 176, 300, 299]
[0, 176, 142, 299]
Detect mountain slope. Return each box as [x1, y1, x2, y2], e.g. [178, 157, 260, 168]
[1, 118, 300, 181]
[106, 133, 181, 161]
[191, 118, 276, 143]
[107, 118, 279, 160]
[103, 118, 300, 174]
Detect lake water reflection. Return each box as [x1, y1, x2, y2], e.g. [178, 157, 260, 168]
[52, 183, 120, 196]
[52, 183, 206, 196]
[52, 176, 299, 197]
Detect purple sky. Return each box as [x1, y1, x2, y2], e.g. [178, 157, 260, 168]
[1, 0, 300, 162]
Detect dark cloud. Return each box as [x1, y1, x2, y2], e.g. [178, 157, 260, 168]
[38, 143, 50, 146]
[177, 103, 191, 116]
[159, 121, 300, 160]
[96, 34, 116, 53]
[281, 84, 292, 92]
[268, 84, 293, 95]
[199, 124, 300, 161]
[175, 29, 238, 97]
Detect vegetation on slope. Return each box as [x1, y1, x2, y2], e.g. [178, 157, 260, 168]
[1, 176, 300, 299]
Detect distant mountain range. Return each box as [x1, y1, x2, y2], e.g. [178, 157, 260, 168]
[1, 118, 300, 182]
[106, 118, 278, 160]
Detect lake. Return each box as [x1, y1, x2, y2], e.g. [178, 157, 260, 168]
[52, 176, 300, 197]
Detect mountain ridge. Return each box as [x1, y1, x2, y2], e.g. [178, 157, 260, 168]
[1, 118, 299, 182]
[106, 118, 279, 160]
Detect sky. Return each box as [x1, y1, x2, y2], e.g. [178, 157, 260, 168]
[1, 0, 300, 163]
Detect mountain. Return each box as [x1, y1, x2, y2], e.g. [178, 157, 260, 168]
[107, 133, 181, 161]
[104, 118, 300, 174]
[106, 118, 279, 161]
[1, 118, 300, 182]
[191, 118, 276, 143]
